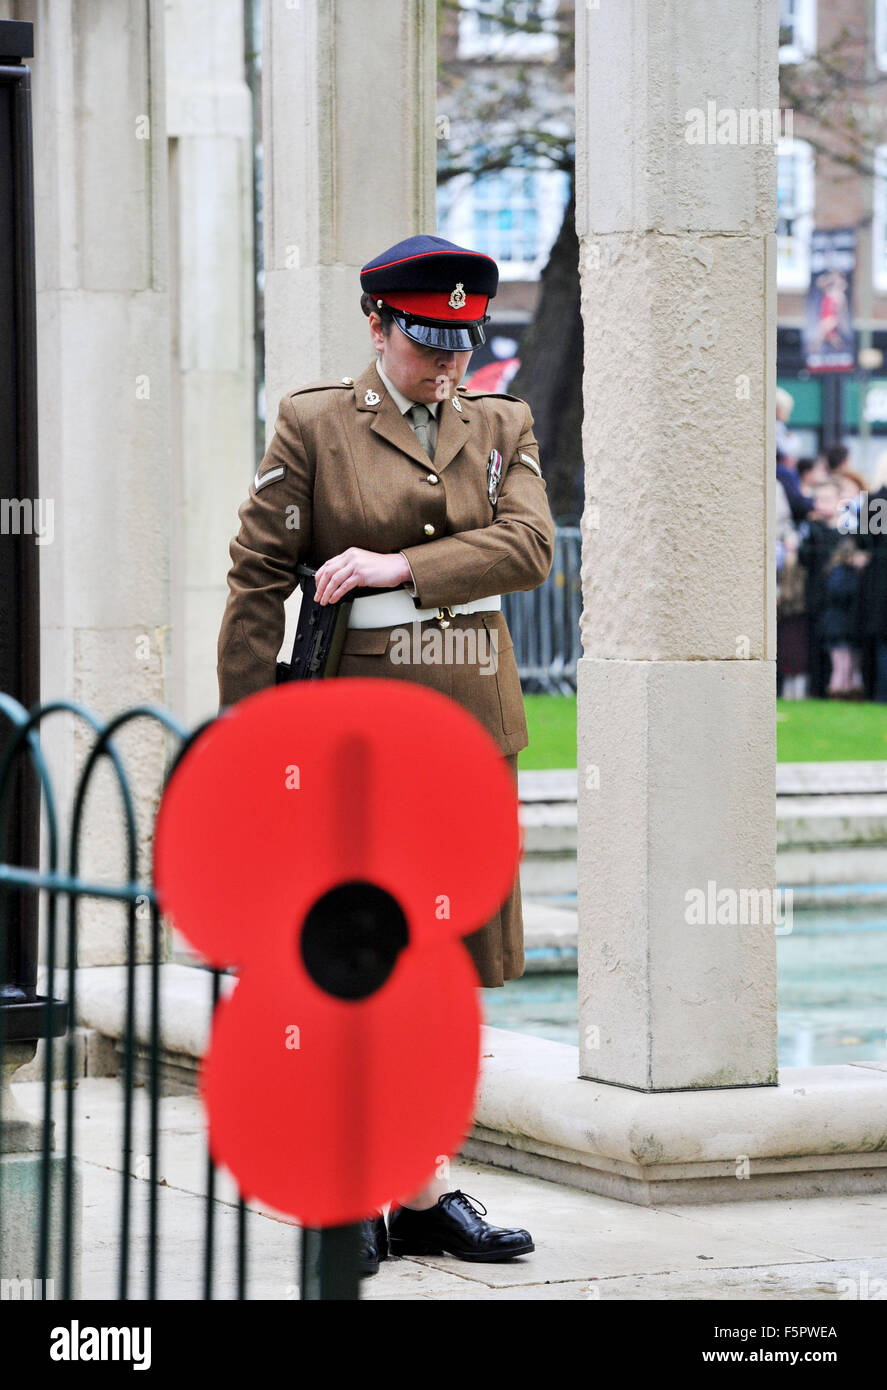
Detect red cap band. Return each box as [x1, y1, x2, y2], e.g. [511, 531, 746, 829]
[380, 288, 489, 323]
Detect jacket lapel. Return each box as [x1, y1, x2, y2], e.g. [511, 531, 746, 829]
[431, 390, 472, 474]
[354, 360, 472, 474]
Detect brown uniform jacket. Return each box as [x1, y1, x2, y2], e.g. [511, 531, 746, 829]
[217, 358, 555, 759]
[217, 358, 554, 986]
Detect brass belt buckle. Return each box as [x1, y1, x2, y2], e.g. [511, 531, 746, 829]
[437, 605, 455, 629]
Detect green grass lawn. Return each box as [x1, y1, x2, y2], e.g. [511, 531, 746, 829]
[519, 695, 887, 770]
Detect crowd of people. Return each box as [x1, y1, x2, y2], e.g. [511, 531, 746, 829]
[776, 388, 887, 702]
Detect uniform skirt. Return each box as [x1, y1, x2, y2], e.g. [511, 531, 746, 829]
[335, 611, 526, 988]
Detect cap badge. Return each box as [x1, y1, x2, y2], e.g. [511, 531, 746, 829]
[448, 282, 467, 309]
[364, 389, 381, 406]
[452, 396, 463, 413]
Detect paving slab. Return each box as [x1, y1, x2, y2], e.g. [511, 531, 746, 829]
[392, 1258, 887, 1301]
[364, 1161, 821, 1290]
[9, 1077, 887, 1301]
[656, 1195, 887, 1262]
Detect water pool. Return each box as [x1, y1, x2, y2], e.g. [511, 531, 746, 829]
[481, 902, 887, 1069]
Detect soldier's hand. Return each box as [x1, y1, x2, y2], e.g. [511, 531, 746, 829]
[314, 548, 412, 604]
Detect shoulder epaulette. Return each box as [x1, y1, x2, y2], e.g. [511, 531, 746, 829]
[456, 385, 524, 403]
[289, 377, 356, 397]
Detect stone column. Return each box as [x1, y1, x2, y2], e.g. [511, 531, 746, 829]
[261, 0, 437, 411]
[575, 0, 779, 1090]
[165, 0, 255, 727]
[23, 0, 171, 964]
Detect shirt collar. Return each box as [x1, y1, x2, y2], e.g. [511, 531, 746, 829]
[375, 360, 440, 419]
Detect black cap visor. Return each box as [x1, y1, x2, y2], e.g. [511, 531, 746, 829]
[391, 310, 488, 351]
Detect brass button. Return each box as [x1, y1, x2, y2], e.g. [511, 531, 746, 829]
[341, 376, 354, 385]
[424, 523, 435, 536]
[427, 473, 439, 485]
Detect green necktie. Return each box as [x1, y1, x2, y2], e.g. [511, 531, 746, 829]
[407, 403, 435, 461]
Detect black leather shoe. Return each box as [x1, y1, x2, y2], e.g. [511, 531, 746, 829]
[387, 1191, 534, 1262]
[360, 1214, 389, 1277]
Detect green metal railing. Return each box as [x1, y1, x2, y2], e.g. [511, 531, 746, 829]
[0, 694, 270, 1300]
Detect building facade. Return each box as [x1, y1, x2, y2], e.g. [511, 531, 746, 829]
[777, 0, 887, 469]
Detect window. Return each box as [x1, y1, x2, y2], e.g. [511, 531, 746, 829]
[779, 0, 816, 64]
[457, 0, 559, 62]
[777, 139, 814, 291]
[874, 146, 887, 292]
[438, 167, 571, 281]
[877, 0, 887, 72]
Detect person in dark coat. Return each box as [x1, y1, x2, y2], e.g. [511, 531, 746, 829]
[857, 454, 887, 701]
[777, 451, 816, 524]
[799, 480, 845, 698]
[820, 537, 867, 696]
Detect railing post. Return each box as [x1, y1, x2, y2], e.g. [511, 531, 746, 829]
[0, 18, 40, 1022]
[0, 18, 76, 1302]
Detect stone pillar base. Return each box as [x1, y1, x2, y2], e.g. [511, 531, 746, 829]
[2, 1043, 45, 1154]
[0, 1154, 80, 1297]
[469, 1028, 887, 1206]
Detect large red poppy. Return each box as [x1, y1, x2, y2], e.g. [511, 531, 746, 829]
[153, 679, 521, 1225]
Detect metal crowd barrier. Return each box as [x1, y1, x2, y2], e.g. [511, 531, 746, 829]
[503, 524, 582, 694]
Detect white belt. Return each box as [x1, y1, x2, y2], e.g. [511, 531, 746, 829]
[347, 591, 501, 630]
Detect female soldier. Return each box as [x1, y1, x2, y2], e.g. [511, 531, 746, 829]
[217, 235, 555, 1274]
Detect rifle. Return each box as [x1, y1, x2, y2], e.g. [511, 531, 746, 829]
[276, 564, 355, 683]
